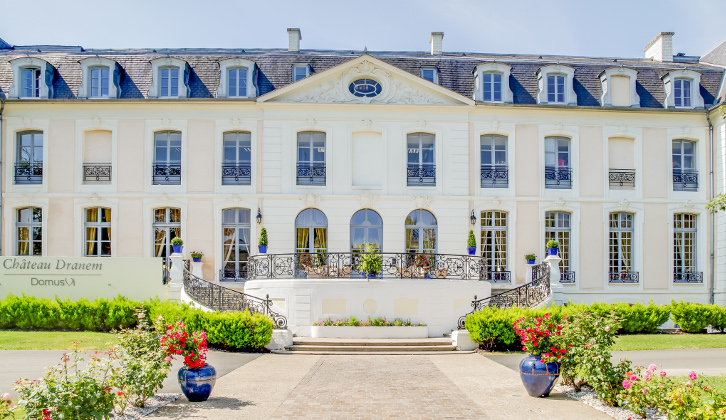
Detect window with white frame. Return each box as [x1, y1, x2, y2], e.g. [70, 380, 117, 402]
[16, 207, 42, 256]
[160, 67, 179, 97]
[482, 73, 502, 102]
[296, 131, 326, 186]
[536, 65, 576, 105]
[85, 207, 111, 257]
[90, 67, 110, 98]
[481, 211, 509, 282]
[217, 58, 256, 98]
[228, 68, 248, 97]
[295, 208, 328, 254]
[22, 68, 41, 98]
[545, 212, 573, 282]
[78, 57, 121, 99]
[9, 57, 54, 99]
[672, 139, 698, 191]
[609, 213, 637, 283]
[148, 58, 189, 98]
[221, 208, 251, 280]
[405, 209, 437, 254]
[407, 133, 435, 187]
[15, 131, 43, 185]
[350, 209, 383, 254]
[544, 136, 572, 189]
[293, 64, 310, 82]
[222, 131, 251, 185]
[547, 74, 565, 103]
[480, 134, 508, 188]
[473, 63, 513, 103]
[674, 79, 691, 108]
[662, 70, 704, 109]
[153, 208, 181, 258]
[673, 213, 701, 283]
[153, 131, 182, 185]
[421, 67, 437, 84]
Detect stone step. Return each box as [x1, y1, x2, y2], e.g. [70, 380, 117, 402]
[272, 350, 475, 355]
[288, 344, 457, 352]
[292, 337, 452, 347]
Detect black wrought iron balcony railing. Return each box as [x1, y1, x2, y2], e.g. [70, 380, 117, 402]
[219, 268, 247, 282]
[152, 163, 182, 185]
[83, 164, 112, 183]
[609, 169, 635, 188]
[545, 166, 572, 189]
[673, 170, 698, 191]
[14, 162, 43, 184]
[609, 271, 639, 283]
[488, 271, 511, 283]
[673, 271, 703, 283]
[407, 164, 436, 187]
[222, 164, 251, 185]
[297, 163, 326, 186]
[560, 271, 576, 283]
[247, 252, 488, 281]
[481, 164, 509, 188]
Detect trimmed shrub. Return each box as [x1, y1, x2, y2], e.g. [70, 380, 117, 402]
[669, 300, 713, 333]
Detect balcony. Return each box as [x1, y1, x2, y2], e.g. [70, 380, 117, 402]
[673, 271, 703, 283]
[545, 167, 572, 189]
[83, 164, 112, 183]
[609, 271, 639, 284]
[297, 163, 326, 186]
[673, 170, 698, 191]
[152, 164, 181, 185]
[560, 271, 576, 283]
[609, 169, 635, 188]
[481, 164, 508, 188]
[488, 271, 511, 283]
[407, 164, 436, 187]
[222, 163, 251, 186]
[14, 162, 43, 185]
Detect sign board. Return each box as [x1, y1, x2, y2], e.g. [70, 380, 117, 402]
[0, 257, 167, 301]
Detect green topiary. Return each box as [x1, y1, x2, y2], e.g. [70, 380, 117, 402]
[259, 227, 268, 246]
[171, 237, 184, 246]
[467, 230, 476, 248]
[546, 239, 559, 249]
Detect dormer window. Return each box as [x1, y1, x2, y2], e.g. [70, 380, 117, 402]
[599, 67, 640, 107]
[78, 57, 122, 99]
[662, 69, 704, 109]
[217, 58, 257, 98]
[293, 64, 310, 82]
[473, 63, 513, 103]
[148, 57, 190, 99]
[536, 65, 577, 106]
[421, 67, 438, 84]
[8, 57, 54, 99]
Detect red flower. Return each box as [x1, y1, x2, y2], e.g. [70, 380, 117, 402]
[43, 408, 51, 415]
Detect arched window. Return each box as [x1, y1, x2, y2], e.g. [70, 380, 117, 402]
[350, 209, 383, 254]
[222, 208, 251, 280]
[16, 207, 42, 256]
[295, 209, 328, 254]
[85, 207, 111, 257]
[545, 212, 573, 282]
[405, 209, 437, 254]
[153, 208, 181, 258]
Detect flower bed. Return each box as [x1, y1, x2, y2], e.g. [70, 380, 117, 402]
[310, 325, 429, 339]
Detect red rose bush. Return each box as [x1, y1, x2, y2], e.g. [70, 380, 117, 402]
[512, 313, 566, 363]
[160, 320, 209, 369]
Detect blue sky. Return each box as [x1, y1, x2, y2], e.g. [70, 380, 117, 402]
[2, 0, 725, 58]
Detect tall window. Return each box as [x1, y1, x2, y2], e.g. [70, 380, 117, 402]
[85, 208, 111, 257]
[228, 68, 248, 97]
[153, 131, 182, 185]
[22, 68, 41, 98]
[609, 213, 636, 282]
[222, 131, 252, 185]
[480, 134, 508, 188]
[545, 136, 572, 189]
[90, 67, 110, 98]
[674, 213, 700, 282]
[545, 212, 573, 282]
[421, 67, 437, 83]
[153, 208, 181, 258]
[672, 140, 698, 191]
[547, 74, 565, 103]
[482, 73, 502, 102]
[405, 209, 437, 254]
[296, 131, 326, 185]
[296, 209, 328, 254]
[222, 208, 251, 280]
[160, 67, 179, 97]
[16, 207, 42, 256]
[674, 79, 691, 108]
[15, 131, 43, 185]
[481, 211, 508, 280]
[350, 209, 383, 254]
[293, 65, 309, 82]
[407, 133, 435, 186]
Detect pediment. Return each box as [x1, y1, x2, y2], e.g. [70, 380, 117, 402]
[258, 55, 474, 106]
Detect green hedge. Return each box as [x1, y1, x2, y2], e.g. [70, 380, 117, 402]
[465, 300, 724, 350]
[0, 294, 274, 351]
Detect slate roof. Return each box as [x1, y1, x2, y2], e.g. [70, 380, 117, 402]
[0, 47, 723, 108]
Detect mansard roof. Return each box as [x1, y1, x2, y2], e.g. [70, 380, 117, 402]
[0, 47, 723, 108]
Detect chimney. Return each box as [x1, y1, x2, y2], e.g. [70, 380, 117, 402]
[430, 32, 444, 55]
[287, 28, 302, 52]
[644, 32, 674, 62]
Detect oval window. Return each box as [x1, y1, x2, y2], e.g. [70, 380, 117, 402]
[349, 79, 382, 98]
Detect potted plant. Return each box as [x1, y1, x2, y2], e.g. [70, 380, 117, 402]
[525, 254, 536, 264]
[191, 251, 203, 263]
[358, 244, 382, 279]
[258, 227, 268, 253]
[513, 314, 566, 397]
[546, 239, 559, 256]
[171, 237, 184, 254]
[467, 230, 477, 255]
[160, 320, 215, 402]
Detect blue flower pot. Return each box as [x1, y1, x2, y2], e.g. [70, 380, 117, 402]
[526, 259, 535, 264]
[519, 355, 560, 398]
[467, 247, 476, 255]
[178, 364, 217, 402]
[172, 245, 183, 254]
[258, 245, 268, 253]
[192, 257, 201, 263]
[547, 248, 558, 256]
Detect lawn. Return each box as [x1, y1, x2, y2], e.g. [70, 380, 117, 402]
[0, 331, 117, 350]
[612, 333, 726, 351]
[671, 374, 726, 393]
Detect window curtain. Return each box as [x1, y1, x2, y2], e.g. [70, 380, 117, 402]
[154, 229, 166, 257]
[86, 228, 97, 256]
[17, 227, 29, 256]
[314, 228, 327, 252]
[297, 228, 310, 253]
[223, 228, 236, 264]
[494, 231, 505, 270]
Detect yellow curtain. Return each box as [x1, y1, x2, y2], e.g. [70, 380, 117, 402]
[154, 229, 166, 257]
[86, 227, 97, 256]
[494, 232, 504, 270]
[18, 227, 29, 256]
[405, 228, 414, 252]
[314, 228, 327, 252]
[224, 228, 236, 264]
[297, 228, 309, 252]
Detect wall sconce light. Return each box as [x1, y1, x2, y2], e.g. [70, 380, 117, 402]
[256, 210, 262, 224]
[470, 210, 476, 225]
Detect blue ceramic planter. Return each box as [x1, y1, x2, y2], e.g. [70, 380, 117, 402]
[192, 257, 201, 263]
[172, 245, 183, 254]
[519, 355, 560, 397]
[467, 247, 476, 255]
[526, 259, 535, 264]
[178, 364, 217, 402]
[547, 248, 558, 256]
[258, 245, 268, 253]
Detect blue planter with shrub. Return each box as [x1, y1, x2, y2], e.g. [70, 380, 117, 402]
[178, 364, 217, 402]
